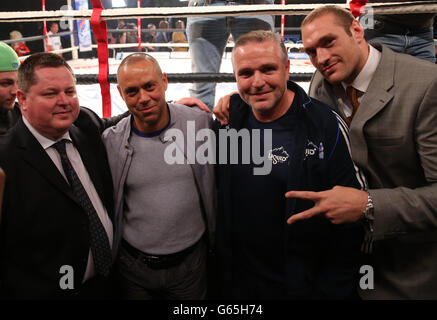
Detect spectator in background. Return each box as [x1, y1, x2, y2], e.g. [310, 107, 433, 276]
[44, 22, 62, 56]
[352, 0, 436, 63]
[118, 23, 142, 53]
[153, 20, 171, 52]
[144, 23, 156, 43]
[9, 30, 30, 57]
[116, 20, 140, 53]
[0, 42, 20, 135]
[0, 43, 19, 222]
[125, 23, 140, 46]
[186, 0, 274, 111]
[172, 20, 188, 52]
[115, 19, 127, 44]
[144, 23, 157, 52]
[108, 32, 117, 45]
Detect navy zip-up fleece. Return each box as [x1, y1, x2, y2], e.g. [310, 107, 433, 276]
[212, 81, 364, 299]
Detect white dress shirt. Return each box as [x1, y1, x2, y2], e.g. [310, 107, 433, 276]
[23, 117, 113, 283]
[333, 45, 382, 117]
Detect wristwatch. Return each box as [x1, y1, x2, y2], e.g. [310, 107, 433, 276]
[362, 192, 374, 232]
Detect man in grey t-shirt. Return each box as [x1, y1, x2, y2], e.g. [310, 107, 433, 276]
[102, 53, 215, 299]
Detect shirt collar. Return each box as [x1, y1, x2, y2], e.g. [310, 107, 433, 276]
[342, 44, 381, 93]
[22, 116, 72, 150]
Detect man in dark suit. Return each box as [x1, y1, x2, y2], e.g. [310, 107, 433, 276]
[286, 5, 437, 299]
[0, 53, 115, 299]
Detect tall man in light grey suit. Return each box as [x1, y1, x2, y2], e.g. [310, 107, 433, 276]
[102, 53, 215, 299]
[286, 5, 437, 299]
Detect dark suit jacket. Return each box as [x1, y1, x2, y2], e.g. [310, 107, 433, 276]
[0, 103, 21, 135]
[0, 107, 115, 299]
[309, 44, 437, 299]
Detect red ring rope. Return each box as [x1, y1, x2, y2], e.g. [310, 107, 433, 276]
[349, 0, 368, 18]
[90, 0, 111, 118]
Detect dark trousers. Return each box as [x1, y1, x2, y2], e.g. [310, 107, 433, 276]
[116, 239, 207, 300]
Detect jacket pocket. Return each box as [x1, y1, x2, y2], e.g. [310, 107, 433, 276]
[366, 135, 404, 147]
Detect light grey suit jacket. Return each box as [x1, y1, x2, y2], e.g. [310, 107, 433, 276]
[309, 44, 437, 299]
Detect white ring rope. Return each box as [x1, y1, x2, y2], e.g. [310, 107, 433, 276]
[100, 42, 302, 49]
[15, 46, 80, 60]
[1, 2, 436, 23]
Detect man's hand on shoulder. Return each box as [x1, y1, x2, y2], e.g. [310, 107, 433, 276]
[213, 91, 238, 126]
[285, 186, 368, 225]
[175, 97, 210, 113]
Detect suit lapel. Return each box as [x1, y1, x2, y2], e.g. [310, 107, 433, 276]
[349, 45, 395, 167]
[14, 119, 77, 203]
[353, 45, 395, 127]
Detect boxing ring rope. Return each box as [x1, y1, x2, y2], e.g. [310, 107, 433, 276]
[75, 72, 314, 85]
[1, 2, 437, 22]
[42, 0, 49, 52]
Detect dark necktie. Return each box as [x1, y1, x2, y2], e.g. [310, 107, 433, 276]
[345, 86, 360, 126]
[52, 139, 112, 277]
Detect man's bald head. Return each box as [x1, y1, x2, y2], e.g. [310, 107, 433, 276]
[117, 53, 162, 83]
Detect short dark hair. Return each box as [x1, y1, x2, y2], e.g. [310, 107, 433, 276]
[232, 30, 288, 65]
[302, 5, 354, 36]
[18, 52, 75, 93]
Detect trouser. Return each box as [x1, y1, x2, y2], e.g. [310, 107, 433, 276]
[364, 19, 436, 63]
[116, 238, 207, 300]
